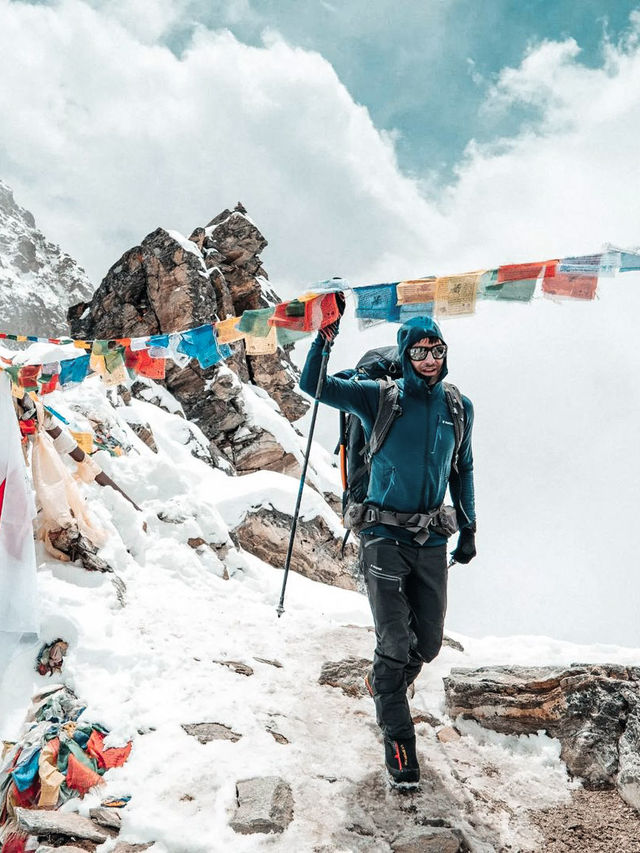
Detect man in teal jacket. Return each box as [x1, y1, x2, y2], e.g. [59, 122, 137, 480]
[300, 314, 476, 788]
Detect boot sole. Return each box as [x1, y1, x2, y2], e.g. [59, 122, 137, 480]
[386, 773, 420, 792]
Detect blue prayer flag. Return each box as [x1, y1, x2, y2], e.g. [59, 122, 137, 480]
[353, 283, 400, 322]
[178, 325, 226, 369]
[59, 355, 90, 386]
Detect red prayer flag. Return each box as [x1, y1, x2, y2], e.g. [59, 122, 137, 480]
[497, 261, 556, 283]
[16, 365, 41, 390]
[65, 753, 102, 794]
[542, 271, 598, 300]
[0, 478, 5, 523]
[125, 346, 166, 380]
[270, 293, 340, 333]
[86, 729, 133, 770]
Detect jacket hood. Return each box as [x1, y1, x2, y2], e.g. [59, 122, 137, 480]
[397, 316, 448, 394]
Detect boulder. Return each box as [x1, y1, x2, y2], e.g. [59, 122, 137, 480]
[16, 809, 108, 843]
[182, 722, 242, 744]
[444, 664, 640, 790]
[318, 657, 372, 698]
[233, 506, 358, 590]
[391, 827, 462, 853]
[230, 776, 294, 835]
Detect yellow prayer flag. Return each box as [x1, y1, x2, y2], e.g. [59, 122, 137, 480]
[70, 431, 94, 454]
[245, 326, 278, 355]
[396, 278, 437, 305]
[435, 271, 482, 318]
[74, 340, 90, 349]
[215, 317, 246, 345]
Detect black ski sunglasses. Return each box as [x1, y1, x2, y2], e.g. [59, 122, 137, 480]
[408, 343, 447, 361]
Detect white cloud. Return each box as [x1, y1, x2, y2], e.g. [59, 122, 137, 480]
[0, 0, 445, 289]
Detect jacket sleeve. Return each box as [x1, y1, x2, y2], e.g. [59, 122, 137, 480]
[449, 396, 475, 529]
[299, 334, 379, 421]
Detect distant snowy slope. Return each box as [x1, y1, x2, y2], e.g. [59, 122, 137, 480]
[0, 179, 94, 337]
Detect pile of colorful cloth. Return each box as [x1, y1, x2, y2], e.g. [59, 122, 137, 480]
[0, 685, 132, 844]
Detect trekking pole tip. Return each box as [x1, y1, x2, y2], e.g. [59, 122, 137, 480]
[276, 604, 284, 618]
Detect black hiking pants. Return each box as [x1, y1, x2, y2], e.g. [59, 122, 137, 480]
[360, 534, 448, 741]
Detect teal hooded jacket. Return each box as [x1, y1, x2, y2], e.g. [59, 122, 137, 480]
[299, 316, 475, 547]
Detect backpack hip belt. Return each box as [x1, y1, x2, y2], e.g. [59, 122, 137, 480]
[349, 503, 459, 545]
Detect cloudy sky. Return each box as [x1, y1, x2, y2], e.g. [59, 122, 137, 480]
[1, 0, 640, 288]
[3, 1, 640, 645]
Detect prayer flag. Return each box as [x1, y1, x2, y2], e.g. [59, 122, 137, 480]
[620, 251, 640, 272]
[216, 316, 246, 345]
[129, 337, 150, 352]
[557, 254, 603, 275]
[245, 326, 278, 355]
[270, 293, 340, 333]
[177, 324, 227, 368]
[542, 271, 598, 300]
[17, 365, 41, 391]
[396, 278, 437, 305]
[0, 478, 5, 523]
[558, 253, 618, 277]
[478, 269, 537, 303]
[103, 348, 128, 386]
[39, 373, 60, 395]
[353, 283, 400, 322]
[398, 302, 435, 321]
[70, 431, 94, 454]
[236, 307, 275, 337]
[59, 355, 90, 386]
[124, 347, 166, 380]
[435, 272, 480, 317]
[497, 261, 551, 283]
[276, 327, 309, 347]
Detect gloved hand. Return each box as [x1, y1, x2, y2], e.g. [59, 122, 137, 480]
[451, 522, 476, 564]
[319, 291, 346, 341]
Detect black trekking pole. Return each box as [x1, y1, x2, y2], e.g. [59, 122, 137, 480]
[276, 336, 334, 617]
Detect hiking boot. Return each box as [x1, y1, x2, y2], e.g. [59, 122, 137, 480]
[384, 736, 420, 788]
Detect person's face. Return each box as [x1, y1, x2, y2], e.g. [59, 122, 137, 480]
[408, 336, 446, 384]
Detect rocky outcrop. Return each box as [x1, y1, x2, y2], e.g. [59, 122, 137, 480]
[0, 179, 93, 337]
[67, 207, 309, 473]
[444, 664, 640, 807]
[233, 506, 358, 590]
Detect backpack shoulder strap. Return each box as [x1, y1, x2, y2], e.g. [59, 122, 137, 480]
[365, 378, 401, 461]
[442, 382, 465, 473]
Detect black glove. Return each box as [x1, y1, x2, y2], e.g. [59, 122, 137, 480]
[319, 291, 346, 341]
[452, 522, 476, 564]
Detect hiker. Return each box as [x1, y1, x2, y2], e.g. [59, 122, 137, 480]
[300, 310, 476, 788]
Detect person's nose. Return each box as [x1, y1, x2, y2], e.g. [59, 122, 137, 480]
[425, 351, 437, 363]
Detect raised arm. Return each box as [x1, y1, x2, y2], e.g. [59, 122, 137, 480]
[299, 334, 379, 423]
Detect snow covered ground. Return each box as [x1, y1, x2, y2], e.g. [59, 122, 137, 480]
[3, 371, 640, 851]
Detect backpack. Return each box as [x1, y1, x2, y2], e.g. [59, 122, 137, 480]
[336, 345, 465, 537]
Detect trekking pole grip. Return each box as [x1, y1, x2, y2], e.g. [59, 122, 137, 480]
[276, 337, 333, 617]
